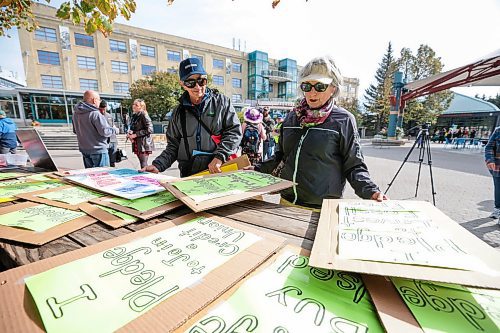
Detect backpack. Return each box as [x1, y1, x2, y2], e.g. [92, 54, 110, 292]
[241, 123, 261, 154]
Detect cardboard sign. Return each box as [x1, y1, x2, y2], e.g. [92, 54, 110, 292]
[79, 202, 140, 229]
[0, 201, 97, 245]
[309, 199, 500, 289]
[0, 213, 285, 333]
[64, 168, 177, 200]
[16, 185, 104, 210]
[0, 178, 63, 203]
[89, 190, 183, 220]
[0, 171, 28, 181]
[163, 170, 294, 212]
[185, 249, 384, 333]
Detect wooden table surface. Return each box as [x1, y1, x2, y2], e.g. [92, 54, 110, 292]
[0, 198, 319, 269]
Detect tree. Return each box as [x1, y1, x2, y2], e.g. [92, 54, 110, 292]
[363, 42, 396, 132]
[1, 0, 301, 36]
[396, 45, 453, 131]
[338, 97, 362, 125]
[127, 71, 183, 122]
[476, 93, 500, 109]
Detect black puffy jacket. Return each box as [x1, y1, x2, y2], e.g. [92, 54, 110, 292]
[258, 104, 379, 209]
[152, 88, 242, 177]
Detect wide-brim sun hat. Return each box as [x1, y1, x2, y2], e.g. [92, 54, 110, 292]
[0, 110, 6, 118]
[244, 108, 263, 124]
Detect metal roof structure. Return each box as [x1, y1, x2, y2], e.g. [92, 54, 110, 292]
[442, 92, 499, 115]
[402, 49, 500, 102]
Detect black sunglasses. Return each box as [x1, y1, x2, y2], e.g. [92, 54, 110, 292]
[183, 77, 208, 88]
[300, 82, 329, 93]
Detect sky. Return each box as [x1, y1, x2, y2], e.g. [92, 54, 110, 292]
[1, 0, 499, 100]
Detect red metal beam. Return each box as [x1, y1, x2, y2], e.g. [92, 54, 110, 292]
[401, 57, 500, 102]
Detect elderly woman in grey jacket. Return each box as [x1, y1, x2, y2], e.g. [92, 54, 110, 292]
[127, 99, 154, 168]
[256, 55, 386, 210]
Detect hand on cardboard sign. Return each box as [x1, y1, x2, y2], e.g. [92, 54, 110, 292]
[208, 157, 223, 174]
[371, 191, 388, 202]
[140, 165, 160, 174]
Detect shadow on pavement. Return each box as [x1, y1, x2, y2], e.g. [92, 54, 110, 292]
[460, 217, 500, 248]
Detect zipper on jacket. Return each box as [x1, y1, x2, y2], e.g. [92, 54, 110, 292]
[292, 128, 309, 204]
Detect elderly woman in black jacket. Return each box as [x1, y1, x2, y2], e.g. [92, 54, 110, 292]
[127, 99, 154, 168]
[256, 55, 386, 210]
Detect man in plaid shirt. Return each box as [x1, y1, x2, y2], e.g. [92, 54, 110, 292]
[485, 126, 500, 223]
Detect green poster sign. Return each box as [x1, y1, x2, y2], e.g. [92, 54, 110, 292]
[0, 203, 86, 232]
[0, 180, 63, 201]
[97, 205, 138, 224]
[188, 252, 384, 333]
[173, 171, 282, 202]
[392, 277, 500, 333]
[0, 172, 25, 180]
[0, 174, 53, 187]
[106, 190, 177, 212]
[25, 216, 261, 333]
[38, 186, 104, 205]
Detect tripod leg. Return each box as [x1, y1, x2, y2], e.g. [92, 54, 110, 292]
[385, 133, 420, 195]
[415, 136, 425, 197]
[425, 135, 437, 205]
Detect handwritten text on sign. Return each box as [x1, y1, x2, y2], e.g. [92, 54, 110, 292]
[188, 252, 384, 333]
[173, 171, 282, 202]
[25, 217, 261, 333]
[338, 201, 487, 271]
[392, 277, 500, 333]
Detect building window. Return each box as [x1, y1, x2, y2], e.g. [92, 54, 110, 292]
[111, 61, 128, 74]
[113, 81, 129, 93]
[232, 63, 242, 73]
[213, 75, 224, 86]
[167, 68, 178, 74]
[74, 33, 94, 47]
[167, 50, 181, 62]
[77, 56, 96, 70]
[140, 45, 155, 57]
[37, 50, 60, 65]
[41, 75, 63, 89]
[213, 59, 224, 69]
[34, 27, 57, 42]
[232, 78, 242, 88]
[192, 54, 204, 64]
[110, 39, 127, 53]
[232, 94, 242, 102]
[79, 78, 98, 91]
[141, 64, 156, 76]
[269, 84, 273, 93]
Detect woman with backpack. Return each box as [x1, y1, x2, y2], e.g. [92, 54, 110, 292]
[127, 99, 154, 168]
[254, 55, 386, 210]
[241, 108, 267, 165]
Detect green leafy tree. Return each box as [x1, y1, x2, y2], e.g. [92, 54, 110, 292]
[126, 71, 183, 122]
[338, 97, 362, 125]
[396, 45, 453, 131]
[476, 93, 500, 109]
[1, 0, 302, 36]
[363, 42, 396, 132]
[0, 0, 137, 36]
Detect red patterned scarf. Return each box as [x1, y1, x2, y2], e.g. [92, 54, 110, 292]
[294, 97, 333, 127]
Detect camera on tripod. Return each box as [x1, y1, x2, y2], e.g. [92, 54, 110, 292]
[420, 122, 431, 131]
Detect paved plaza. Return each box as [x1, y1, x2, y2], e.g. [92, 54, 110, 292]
[49, 140, 500, 250]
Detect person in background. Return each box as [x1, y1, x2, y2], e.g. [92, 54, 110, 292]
[0, 110, 17, 154]
[254, 55, 386, 210]
[127, 99, 154, 169]
[273, 116, 283, 145]
[141, 57, 241, 177]
[99, 100, 118, 167]
[485, 126, 500, 224]
[72, 90, 117, 168]
[261, 106, 276, 160]
[240, 107, 267, 165]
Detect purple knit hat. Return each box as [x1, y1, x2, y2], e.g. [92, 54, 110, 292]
[243, 108, 263, 124]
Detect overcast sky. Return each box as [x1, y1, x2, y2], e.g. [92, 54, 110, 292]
[1, 0, 499, 99]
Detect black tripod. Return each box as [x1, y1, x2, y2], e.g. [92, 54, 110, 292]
[385, 126, 437, 205]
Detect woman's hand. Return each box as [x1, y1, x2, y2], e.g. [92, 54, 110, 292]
[127, 133, 137, 139]
[243, 165, 255, 171]
[140, 165, 159, 174]
[371, 191, 388, 202]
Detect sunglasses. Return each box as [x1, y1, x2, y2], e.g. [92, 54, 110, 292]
[183, 77, 208, 88]
[300, 82, 330, 93]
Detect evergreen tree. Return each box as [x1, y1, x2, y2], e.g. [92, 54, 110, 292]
[396, 45, 453, 131]
[363, 42, 396, 132]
